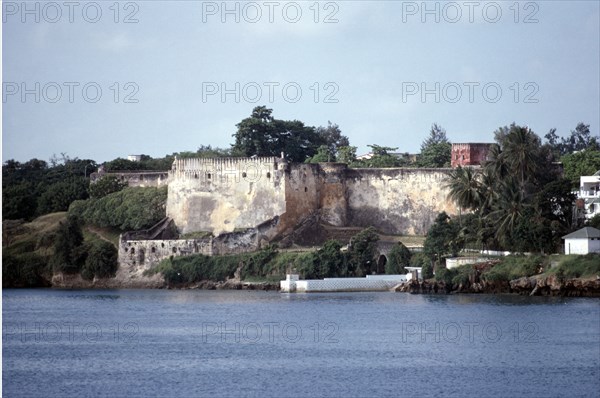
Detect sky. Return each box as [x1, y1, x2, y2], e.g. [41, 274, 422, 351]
[2, 0, 599, 163]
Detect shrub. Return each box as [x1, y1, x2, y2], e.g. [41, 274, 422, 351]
[435, 267, 457, 286]
[347, 227, 379, 276]
[451, 264, 474, 286]
[81, 241, 118, 280]
[49, 215, 84, 274]
[421, 262, 434, 279]
[483, 255, 546, 282]
[313, 240, 346, 278]
[551, 254, 600, 279]
[386, 243, 411, 274]
[69, 186, 167, 231]
[89, 176, 128, 199]
[2, 253, 49, 287]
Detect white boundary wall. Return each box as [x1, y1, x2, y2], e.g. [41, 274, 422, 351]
[281, 272, 421, 293]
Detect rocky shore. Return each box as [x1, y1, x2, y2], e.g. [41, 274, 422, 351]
[395, 274, 600, 297]
[50, 273, 279, 291]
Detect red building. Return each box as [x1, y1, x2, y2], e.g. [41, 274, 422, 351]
[451, 143, 492, 168]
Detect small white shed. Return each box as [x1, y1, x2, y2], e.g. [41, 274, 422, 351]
[562, 227, 600, 255]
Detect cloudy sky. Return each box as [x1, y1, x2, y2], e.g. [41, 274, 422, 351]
[3, 0, 599, 162]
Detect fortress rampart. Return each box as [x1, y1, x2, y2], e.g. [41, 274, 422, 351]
[117, 157, 459, 269]
[166, 157, 459, 237]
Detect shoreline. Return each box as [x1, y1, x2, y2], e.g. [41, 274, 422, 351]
[7, 275, 600, 297]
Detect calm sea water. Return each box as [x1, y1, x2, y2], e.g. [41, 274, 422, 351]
[2, 289, 599, 398]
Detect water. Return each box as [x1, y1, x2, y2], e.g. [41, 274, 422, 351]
[3, 289, 600, 398]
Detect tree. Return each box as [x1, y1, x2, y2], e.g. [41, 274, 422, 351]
[587, 214, 600, 229]
[561, 149, 600, 187]
[385, 243, 412, 274]
[313, 240, 345, 278]
[315, 121, 350, 161]
[37, 177, 89, 215]
[419, 124, 451, 168]
[546, 122, 598, 156]
[49, 215, 84, 274]
[487, 181, 528, 248]
[81, 241, 118, 280]
[231, 106, 323, 162]
[347, 227, 380, 276]
[306, 145, 331, 163]
[337, 146, 357, 165]
[195, 145, 232, 158]
[444, 167, 481, 212]
[421, 261, 434, 279]
[364, 145, 401, 168]
[89, 176, 128, 198]
[500, 125, 541, 196]
[421, 123, 449, 151]
[423, 212, 462, 263]
[2, 182, 37, 220]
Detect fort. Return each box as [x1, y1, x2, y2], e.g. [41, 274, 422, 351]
[116, 156, 459, 271]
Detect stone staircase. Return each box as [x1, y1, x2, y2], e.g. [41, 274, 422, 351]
[320, 224, 368, 244]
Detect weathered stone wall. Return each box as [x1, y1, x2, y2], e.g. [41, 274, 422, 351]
[119, 237, 213, 270]
[165, 157, 458, 239]
[90, 171, 169, 187]
[278, 163, 321, 234]
[166, 157, 288, 235]
[317, 163, 348, 226]
[345, 168, 459, 235]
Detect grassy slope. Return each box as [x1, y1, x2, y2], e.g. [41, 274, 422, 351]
[3, 212, 67, 258]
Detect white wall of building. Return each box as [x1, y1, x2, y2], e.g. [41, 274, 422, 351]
[589, 239, 600, 254]
[565, 238, 600, 255]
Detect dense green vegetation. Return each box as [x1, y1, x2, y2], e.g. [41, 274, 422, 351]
[3, 213, 118, 287]
[2, 156, 93, 220]
[232, 106, 350, 163]
[481, 256, 547, 282]
[549, 254, 600, 280]
[433, 254, 600, 287]
[385, 242, 412, 274]
[444, 124, 583, 256]
[3, 213, 66, 287]
[69, 186, 168, 231]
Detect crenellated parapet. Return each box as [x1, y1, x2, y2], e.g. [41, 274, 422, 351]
[169, 156, 288, 185]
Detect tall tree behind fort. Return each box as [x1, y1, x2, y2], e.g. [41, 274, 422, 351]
[419, 123, 452, 168]
[231, 106, 326, 162]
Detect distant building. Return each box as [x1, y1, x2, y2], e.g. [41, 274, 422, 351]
[577, 171, 600, 220]
[562, 227, 600, 255]
[127, 155, 142, 162]
[451, 143, 492, 168]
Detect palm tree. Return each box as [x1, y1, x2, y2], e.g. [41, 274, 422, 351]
[501, 126, 541, 197]
[477, 168, 499, 215]
[444, 166, 482, 212]
[486, 178, 529, 247]
[483, 143, 508, 180]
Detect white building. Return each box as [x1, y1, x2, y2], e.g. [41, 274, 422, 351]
[127, 155, 142, 162]
[578, 171, 600, 220]
[562, 227, 600, 255]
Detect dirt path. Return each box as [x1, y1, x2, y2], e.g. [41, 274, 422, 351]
[85, 226, 117, 247]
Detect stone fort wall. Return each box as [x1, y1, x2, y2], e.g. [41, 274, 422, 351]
[166, 157, 289, 236]
[165, 157, 459, 238]
[90, 170, 169, 188]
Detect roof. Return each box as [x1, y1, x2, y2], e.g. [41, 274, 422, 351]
[562, 227, 600, 239]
